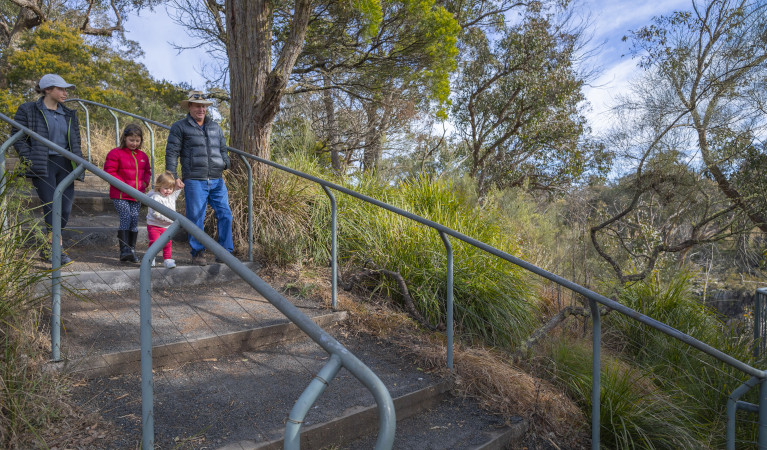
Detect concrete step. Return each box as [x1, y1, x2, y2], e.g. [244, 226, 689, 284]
[43, 212, 187, 247]
[51, 273, 310, 360]
[19, 186, 114, 213]
[14, 172, 176, 215]
[57, 311, 347, 379]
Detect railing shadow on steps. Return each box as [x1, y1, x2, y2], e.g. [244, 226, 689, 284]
[4, 99, 767, 449]
[0, 112, 396, 450]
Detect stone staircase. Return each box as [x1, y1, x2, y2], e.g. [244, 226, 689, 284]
[24, 169, 528, 449]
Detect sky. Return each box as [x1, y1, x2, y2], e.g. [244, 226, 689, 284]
[123, 0, 694, 135]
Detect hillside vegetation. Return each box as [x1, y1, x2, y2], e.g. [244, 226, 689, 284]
[1, 0, 765, 447]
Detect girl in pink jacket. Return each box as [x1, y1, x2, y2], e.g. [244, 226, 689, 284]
[104, 124, 151, 262]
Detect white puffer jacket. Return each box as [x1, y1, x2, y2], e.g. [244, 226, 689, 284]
[146, 189, 182, 227]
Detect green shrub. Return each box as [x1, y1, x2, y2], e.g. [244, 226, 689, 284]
[607, 271, 757, 446]
[227, 148, 335, 265]
[546, 338, 703, 449]
[337, 174, 538, 347]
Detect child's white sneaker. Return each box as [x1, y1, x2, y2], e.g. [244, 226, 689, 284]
[151, 257, 156, 267]
[163, 259, 176, 269]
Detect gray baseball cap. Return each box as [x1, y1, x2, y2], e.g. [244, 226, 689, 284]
[38, 74, 75, 90]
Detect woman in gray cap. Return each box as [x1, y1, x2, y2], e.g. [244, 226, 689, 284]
[12, 74, 83, 266]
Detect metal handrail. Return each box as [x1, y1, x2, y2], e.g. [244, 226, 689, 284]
[0, 112, 396, 450]
[28, 98, 767, 447]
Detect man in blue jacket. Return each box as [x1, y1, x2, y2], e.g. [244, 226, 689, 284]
[165, 91, 233, 266]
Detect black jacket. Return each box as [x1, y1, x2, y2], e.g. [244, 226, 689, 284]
[165, 114, 229, 181]
[12, 98, 83, 178]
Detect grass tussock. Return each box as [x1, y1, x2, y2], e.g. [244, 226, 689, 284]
[337, 174, 538, 349]
[543, 337, 703, 449]
[226, 154, 331, 264]
[228, 159, 540, 349]
[606, 271, 757, 446]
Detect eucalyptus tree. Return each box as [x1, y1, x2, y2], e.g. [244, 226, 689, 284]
[451, 5, 606, 199]
[626, 0, 767, 234]
[591, 0, 767, 282]
[169, 0, 459, 179]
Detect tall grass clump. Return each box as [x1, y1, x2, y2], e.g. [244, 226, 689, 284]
[338, 174, 538, 348]
[606, 271, 757, 445]
[544, 338, 703, 449]
[227, 149, 334, 264]
[0, 169, 67, 447]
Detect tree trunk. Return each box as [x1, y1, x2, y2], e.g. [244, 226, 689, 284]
[4, 5, 43, 52]
[225, 0, 312, 181]
[322, 73, 341, 173]
[363, 102, 381, 172]
[693, 120, 767, 233]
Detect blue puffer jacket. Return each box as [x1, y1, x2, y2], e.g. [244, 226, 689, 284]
[165, 114, 229, 181]
[11, 98, 83, 178]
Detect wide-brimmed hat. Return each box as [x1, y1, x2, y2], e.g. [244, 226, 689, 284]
[179, 90, 213, 108]
[39, 74, 75, 90]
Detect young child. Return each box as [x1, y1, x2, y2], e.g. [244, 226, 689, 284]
[146, 171, 184, 268]
[104, 124, 151, 263]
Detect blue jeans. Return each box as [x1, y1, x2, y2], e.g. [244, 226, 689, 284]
[184, 178, 233, 255]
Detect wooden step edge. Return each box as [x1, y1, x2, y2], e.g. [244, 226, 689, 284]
[226, 380, 455, 450]
[35, 260, 260, 294]
[44, 311, 347, 379]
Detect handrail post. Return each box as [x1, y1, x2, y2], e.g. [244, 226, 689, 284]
[727, 377, 760, 449]
[321, 186, 337, 310]
[439, 231, 453, 370]
[51, 164, 85, 361]
[142, 121, 155, 188]
[238, 154, 254, 262]
[590, 299, 601, 450]
[1, 131, 25, 230]
[757, 289, 767, 360]
[760, 375, 767, 449]
[109, 110, 119, 147]
[140, 220, 181, 450]
[285, 354, 342, 449]
[76, 101, 91, 163]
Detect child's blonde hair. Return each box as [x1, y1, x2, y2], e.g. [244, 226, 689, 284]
[155, 171, 176, 190]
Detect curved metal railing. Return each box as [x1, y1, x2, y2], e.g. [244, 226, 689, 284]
[0, 112, 396, 450]
[7, 98, 767, 448]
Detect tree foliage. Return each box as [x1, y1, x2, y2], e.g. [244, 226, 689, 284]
[0, 22, 186, 122]
[0, 0, 162, 51]
[170, 0, 460, 176]
[591, 0, 767, 282]
[451, 5, 607, 198]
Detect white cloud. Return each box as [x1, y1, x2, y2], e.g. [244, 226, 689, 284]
[584, 58, 640, 135]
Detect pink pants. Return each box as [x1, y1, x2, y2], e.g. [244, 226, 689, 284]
[147, 225, 173, 259]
